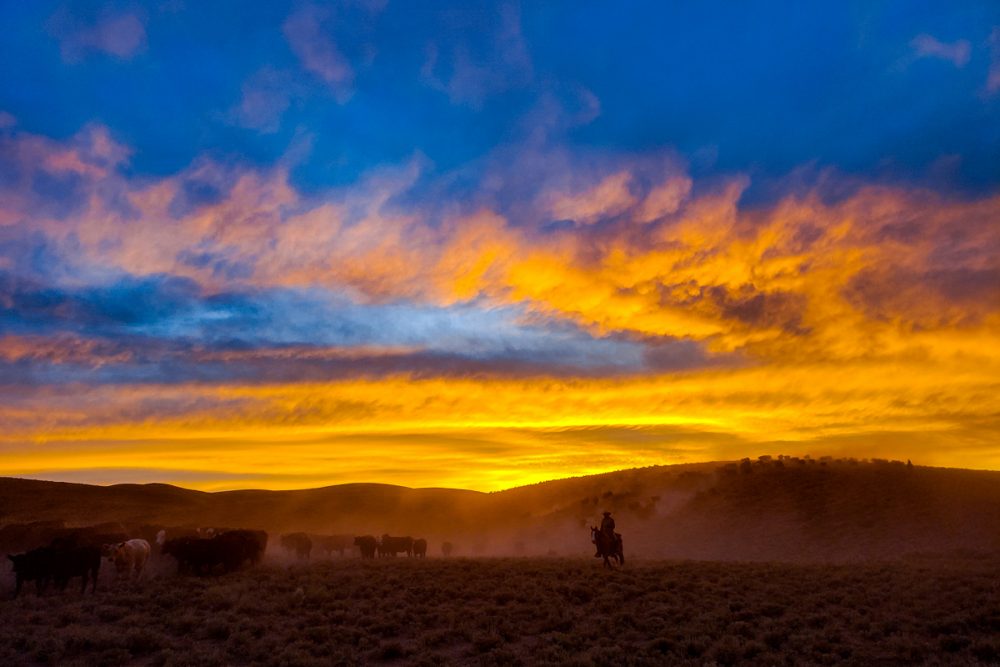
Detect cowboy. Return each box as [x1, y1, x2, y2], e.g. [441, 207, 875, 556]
[595, 511, 616, 557]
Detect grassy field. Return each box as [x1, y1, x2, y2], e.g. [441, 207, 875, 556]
[1, 555, 999, 666]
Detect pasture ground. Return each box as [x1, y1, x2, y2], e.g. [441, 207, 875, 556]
[1, 555, 999, 666]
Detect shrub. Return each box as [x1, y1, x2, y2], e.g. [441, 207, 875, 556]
[126, 628, 165, 656]
[376, 640, 407, 660]
[1, 555, 998, 666]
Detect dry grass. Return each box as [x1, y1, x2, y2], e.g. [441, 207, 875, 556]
[1, 555, 999, 666]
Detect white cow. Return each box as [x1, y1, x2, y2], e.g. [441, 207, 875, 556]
[104, 539, 151, 581]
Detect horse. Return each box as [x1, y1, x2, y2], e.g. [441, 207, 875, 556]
[590, 526, 624, 569]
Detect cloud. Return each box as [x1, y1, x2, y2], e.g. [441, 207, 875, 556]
[1, 123, 998, 488]
[636, 176, 692, 222]
[228, 67, 300, 134]
[421, 2, 533, 106]
[910, 34, 971, 67]
[283, 5, 354, 102]
[543, 170, 692, 228]
[547, 172, 636, 225]
[49, 8, 147, 62]
[0, 334, 133, 366]
[0, 271, 205, 333]
[3, 123, 998, 367]
[1, 123, 129, 183]
[0, 271, 659, 385]
[1, 348, 997, 490]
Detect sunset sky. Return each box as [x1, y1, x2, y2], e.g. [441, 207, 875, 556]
[1, 2, 998, 491]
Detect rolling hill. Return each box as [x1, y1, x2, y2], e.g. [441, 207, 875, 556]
[1, 457, 998, 561]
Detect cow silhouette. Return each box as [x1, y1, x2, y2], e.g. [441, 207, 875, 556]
[281, 532, 312, 560]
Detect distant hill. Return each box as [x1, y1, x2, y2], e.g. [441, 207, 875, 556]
[2, 457, 999, 561]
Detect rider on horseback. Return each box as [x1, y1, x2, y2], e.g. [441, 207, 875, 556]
[595, 511, 615, 557]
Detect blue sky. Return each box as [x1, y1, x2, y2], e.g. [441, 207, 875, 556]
[3, 1, 997, 194]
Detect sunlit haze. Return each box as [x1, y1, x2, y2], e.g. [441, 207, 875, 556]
[1, 2, 998, 490]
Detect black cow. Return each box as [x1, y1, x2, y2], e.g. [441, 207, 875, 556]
[244, 530, 269, 564]
[8, 547, 55, 597]
[163, 536, 235, 575]
[161, 537, 213, 575]
[54, 545, 102, 593]
[313, 534, 353, 557]
[354, 535, 377, 559]
[216, 529, 268, 568]
[161, 530, 267, 576]
[412, 538, 428, 558]
[280, 533, 312, 560]
[155, 526, 199, 552]
[379, 535, 413, 557]
[8, 544, 101, 597]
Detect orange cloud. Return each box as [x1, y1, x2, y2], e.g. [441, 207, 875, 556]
[1, 345, 997, 489]
[3, 127, 999, 489]
[8, 129, 1000, 368]
[636, 175, 692, 222]
[10, 125, 995, 371]
[0, 335, 132, 365]
[547, 171, 636, 224]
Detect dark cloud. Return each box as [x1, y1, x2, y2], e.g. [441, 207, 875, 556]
[642, 337, 731, 372]
[846, 267, 1000, 326]
[0, 336, 679, 388]
[639, 280, 809, 335]
[707, 285, 809, 334]
[0, 271, 203, 332]
[0, 267, 713, 384]
[168, 171, 235, 218]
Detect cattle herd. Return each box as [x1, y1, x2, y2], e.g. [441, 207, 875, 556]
[352, 534, 428, 559]
[0, 521, 442, 598]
